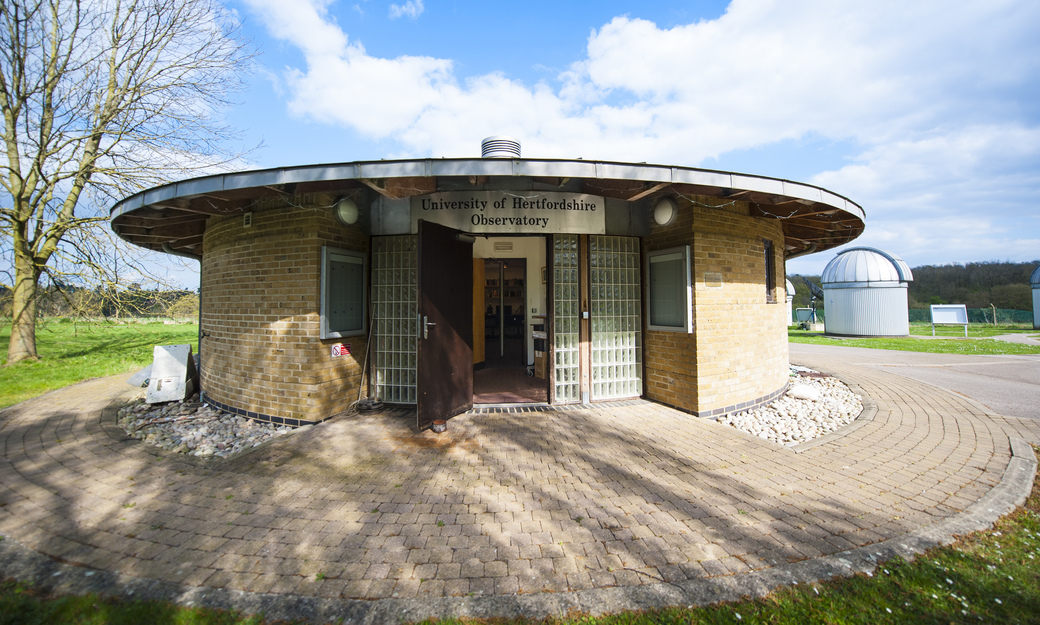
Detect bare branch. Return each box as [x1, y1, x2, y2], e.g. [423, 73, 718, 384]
[1, 0, 252, 362]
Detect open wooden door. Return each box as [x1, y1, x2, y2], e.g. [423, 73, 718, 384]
[417, 220, 474, 430]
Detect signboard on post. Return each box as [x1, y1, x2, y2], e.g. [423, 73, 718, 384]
[930, 304, 969, 337]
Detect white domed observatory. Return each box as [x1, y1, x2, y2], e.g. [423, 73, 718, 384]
[821, 247, 914, 337]
[1031, 264, 1040, 329]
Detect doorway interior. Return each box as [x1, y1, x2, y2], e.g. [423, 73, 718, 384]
[473, 239, 548, 404]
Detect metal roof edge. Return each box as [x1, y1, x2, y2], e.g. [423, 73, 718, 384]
[110, 157, 865, 220]
[822, 281, 909, 289]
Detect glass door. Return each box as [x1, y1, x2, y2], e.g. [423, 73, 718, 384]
[552, 235, 581, 403]
[589, 236, 642, 400]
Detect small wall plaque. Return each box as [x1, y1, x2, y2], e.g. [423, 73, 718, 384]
[704, 272, 724, 289]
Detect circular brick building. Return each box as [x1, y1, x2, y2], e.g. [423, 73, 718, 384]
[111, 142, 865, 429]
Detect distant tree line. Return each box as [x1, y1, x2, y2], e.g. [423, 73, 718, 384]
[789, 260, 1040, 311]
[0, 284, 199, 320]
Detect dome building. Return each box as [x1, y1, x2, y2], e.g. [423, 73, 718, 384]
[821, 247, 913, 337]
[110, 138, 865, 429]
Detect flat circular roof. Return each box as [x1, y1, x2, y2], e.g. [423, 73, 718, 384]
[110, 157, 866, 258]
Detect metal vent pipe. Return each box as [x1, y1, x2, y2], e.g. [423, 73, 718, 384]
[481, 136, 521, 158]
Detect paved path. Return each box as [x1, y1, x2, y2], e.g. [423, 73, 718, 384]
[991, 333, 1040, 346]
[0, 349, 1039, 623]
[791, 343, 1040, 420]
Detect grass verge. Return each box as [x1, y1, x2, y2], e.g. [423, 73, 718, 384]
[0, 580, 268, 624]
[907, 322, 1039, 338]
[1, 448, 1038, 623]
[0, 319, 198, 410]
[790, 328, 1040, 355]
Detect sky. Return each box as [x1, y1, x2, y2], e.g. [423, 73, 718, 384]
[188, 0, 1040, 281]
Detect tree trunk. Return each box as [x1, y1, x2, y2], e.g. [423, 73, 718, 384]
[6, 249, 41, 364]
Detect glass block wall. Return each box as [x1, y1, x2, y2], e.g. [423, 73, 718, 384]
[553, 234, 581, 403]
[371, 236, 418, 404]
[589, 236, 642, 400]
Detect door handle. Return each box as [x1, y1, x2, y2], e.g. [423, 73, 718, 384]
[423, 315, 436, 339]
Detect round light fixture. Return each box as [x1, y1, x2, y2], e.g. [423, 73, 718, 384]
[334, 197, 359, 225]
[653, 197, 678, 226]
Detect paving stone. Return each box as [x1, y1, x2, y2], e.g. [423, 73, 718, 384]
[0, 365, 1037, 616]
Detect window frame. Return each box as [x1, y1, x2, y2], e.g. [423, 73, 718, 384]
[320, 246, 367, 339]
[645, 245, 693, 333]
[763, 239, 777, 303]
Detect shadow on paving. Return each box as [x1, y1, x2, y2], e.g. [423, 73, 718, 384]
[0, 377, 1006, 613]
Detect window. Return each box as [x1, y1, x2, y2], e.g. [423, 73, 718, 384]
[646, 246, 693, 332]
[763, 239, 776, 303]
[321, 247, 366, 339]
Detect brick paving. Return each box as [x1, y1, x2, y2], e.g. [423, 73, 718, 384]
[0, 356, 1039, 605]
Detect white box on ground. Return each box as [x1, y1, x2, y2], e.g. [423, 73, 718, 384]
[146, 344, 197, 404]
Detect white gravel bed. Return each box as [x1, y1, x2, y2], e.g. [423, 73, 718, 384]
[717, 367, 863, 446]
[117, 398, 296, 459]
[122, 366, 859, 457]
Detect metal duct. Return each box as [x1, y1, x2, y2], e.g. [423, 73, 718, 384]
[481, 136, 521, 158]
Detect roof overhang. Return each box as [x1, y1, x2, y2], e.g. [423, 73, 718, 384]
[110, 157, 865, 258]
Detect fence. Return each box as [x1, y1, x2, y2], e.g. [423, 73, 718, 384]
[908, 308, 1033, 325]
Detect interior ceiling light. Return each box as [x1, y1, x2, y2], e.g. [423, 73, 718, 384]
[334, 197, 359, 225]
[653, 197, 678, 226]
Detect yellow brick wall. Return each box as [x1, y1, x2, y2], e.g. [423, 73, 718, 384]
[197, 193, 787, 422]
[643, 196, 789, 417]
[199, 198, 368, 424]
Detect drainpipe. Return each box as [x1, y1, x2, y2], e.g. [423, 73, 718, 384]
[163, 243, 204, 395]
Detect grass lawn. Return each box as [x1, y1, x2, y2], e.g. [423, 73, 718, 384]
[907, 322, 1040, 339]
[790, 323, 1040, 356]
[0, 319, 199, 410]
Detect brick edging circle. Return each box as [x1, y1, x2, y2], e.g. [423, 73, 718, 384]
[0, 422, 1032, 624]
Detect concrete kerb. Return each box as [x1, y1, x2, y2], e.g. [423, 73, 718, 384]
[0, 383, 1036, 624]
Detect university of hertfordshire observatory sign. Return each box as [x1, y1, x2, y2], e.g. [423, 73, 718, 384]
[411, 191, 606, 235]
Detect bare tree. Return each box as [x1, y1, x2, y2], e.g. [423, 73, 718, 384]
[1, 0, 251, 363]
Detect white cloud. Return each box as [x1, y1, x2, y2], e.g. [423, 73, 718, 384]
[791, 124, 1040, 272]
[388, 0, 423, 20]
[246, 0, 347, 58]
[244, 0, 1040, 268]
[285, 48, 453, 135]
[247, 0, 1040, 159]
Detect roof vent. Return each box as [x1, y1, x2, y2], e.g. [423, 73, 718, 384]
[481, 136, 521, 158]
